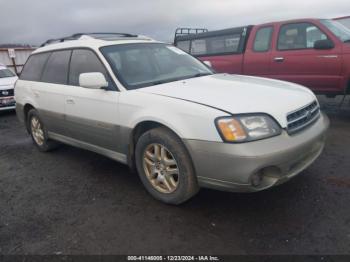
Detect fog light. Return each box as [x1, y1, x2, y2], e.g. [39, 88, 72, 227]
[251, 173, 262, 187]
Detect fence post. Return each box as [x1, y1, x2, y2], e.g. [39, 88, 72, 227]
[11, 57, 18, 75]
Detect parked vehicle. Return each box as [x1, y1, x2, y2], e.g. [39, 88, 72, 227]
[0, 64, 17, 111]
[334, 16, 350, 29]
[174, 19, 350, 96]
[15, 33, 329, 204]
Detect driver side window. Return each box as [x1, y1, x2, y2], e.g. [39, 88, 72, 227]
[278, 23, 328, 50]
[69, 49, 114, 90]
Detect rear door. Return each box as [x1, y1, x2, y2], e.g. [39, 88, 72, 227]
[64, 49, 120, 151]
[21, 51, 71, 135]
[270, 21, 342, 93]
[243, 25, 274, 76]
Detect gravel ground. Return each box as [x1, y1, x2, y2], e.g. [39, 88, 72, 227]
[0, 96, 349, 255]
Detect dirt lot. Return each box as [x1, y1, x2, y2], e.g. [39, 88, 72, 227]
[0, 97, 350, 255]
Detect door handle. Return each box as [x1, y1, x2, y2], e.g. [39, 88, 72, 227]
[66, 98, 75, 105]
[274, 57, 285, 62]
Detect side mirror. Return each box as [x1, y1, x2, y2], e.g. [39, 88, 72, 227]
[314, 39, 334, 50]
[79, 72, 108, 89]
[203, 60, 212, 68]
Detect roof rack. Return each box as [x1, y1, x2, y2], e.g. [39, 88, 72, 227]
[40, 32, 140, 47]
[174, 28, 208, 42]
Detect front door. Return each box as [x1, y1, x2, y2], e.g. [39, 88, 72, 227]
[270, 22, 342, 93]
[64, 49, 120, 152]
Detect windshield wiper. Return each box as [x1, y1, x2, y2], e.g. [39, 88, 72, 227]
[194, 72, 212, 77]
[344, 39, 350, 43]
[147, 73, 212, 87]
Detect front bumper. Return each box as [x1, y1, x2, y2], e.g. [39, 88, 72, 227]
[184, 112, 329, 192]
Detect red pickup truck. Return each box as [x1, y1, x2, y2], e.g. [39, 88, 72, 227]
[174, 19, 350, 96]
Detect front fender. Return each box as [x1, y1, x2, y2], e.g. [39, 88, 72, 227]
[119, 91, 227, 142]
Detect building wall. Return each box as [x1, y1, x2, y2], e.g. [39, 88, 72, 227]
[0, 48, 35, 75]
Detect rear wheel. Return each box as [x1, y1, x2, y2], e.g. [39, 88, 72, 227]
[135, 127, 199, 205]
[27, 109, 59, 152]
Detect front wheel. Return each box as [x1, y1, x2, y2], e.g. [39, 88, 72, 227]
[135, 127, 199, 205]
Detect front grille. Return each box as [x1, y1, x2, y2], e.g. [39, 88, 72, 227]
[287, 100, 320, 134]
[0, 89, 14, 97]
[0, 102, 15, 108]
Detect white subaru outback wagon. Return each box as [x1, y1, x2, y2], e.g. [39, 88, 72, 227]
[15, 33, 329, 204]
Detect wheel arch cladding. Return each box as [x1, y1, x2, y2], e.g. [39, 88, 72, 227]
[127, 121, 193, 173]
[23, 104, 35, 133]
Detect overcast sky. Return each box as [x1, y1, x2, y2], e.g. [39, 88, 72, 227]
[0, 0, 349, 45]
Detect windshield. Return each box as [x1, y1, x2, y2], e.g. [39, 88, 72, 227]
[0, 68, 15, 78]
[320, 19, 350, 42]
[100, 43, 213, 90]
[336, 17, 350, 29]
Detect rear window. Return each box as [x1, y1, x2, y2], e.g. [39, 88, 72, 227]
[20, 53, 50, 81]
[41, 50, 71, 84]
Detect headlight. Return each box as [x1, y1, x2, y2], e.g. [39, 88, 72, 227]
[215, 114, 281, 143]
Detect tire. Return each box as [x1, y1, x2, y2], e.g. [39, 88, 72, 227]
[27, 109, 59, 152]
[135, 127, 199, 205]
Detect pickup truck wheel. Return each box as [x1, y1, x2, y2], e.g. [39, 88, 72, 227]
[27, 109, 59, 152]
[135, 127, 199, 205]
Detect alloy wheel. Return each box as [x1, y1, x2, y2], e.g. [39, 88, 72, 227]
[143, 143, 179, 193]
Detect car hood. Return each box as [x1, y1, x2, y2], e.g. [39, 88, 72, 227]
[0, 76, 18, 89]
[139, 74, 316, 128]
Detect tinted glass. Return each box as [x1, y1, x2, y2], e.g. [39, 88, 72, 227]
[101, 43, 213, 90]
[41, 50, 71, 84]
[278, 23, 328, 50]
[20, 53, 50, 81]
[206, 34, 241, 55]
[190, 34, 241, 55]
[253, 27, 273, 52]
[176, 40, 191, 53]
[69, 49, 111, 88]
[0, 69, 15, 78]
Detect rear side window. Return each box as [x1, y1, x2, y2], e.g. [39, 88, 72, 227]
[191, 39, 207, 55]
[69, 49, 111, 87]
[190, 34, 241, 56]
[20, 53, 50, 81]
[278, 23, 328, 50]
[253, 27, 273, 52]
[41, 50, 71, 84]
[176, 40, 191, 53]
